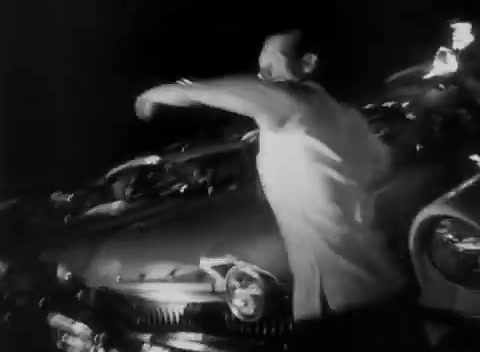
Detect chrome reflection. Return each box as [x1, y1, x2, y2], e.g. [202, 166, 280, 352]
[451, 21, 474, 51]
[48, 313, 106, 352]
[423, 20, 475, 80]
[105, 155, 162, 180]
[132, 331, 259, 352]
[132, 302, 291, 338]
[423, 46, 458, 79]
[225, 265, 266, 322]
[141, 304, 188, 326]
[164, 333, 212, 352]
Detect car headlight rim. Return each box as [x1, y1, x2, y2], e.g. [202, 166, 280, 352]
[225, 265, 266, 322]
[428, 216, 480, 289]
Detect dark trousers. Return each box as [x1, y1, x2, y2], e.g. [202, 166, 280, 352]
[289, 290, 432, 352]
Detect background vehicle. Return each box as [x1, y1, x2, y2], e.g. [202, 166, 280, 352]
[366, 22, 480, 348]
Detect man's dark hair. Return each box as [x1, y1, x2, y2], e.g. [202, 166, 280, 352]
[262, 27, 322, 80]
[264, 27, 321, 59]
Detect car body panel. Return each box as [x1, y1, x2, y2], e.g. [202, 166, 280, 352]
[374, 161, 453, 260]
[49, 136, 258, 225]
[44, 185, 290, 289]
[42, 148, 454, 298]
[410, 172, 480, 317]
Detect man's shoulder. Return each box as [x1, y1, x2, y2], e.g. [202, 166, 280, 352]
[269, 81, 329, 110]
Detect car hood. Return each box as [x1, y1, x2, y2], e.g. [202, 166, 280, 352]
[43, 186, 290, 288]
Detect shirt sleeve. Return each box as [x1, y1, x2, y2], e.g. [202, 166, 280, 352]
[184, 76, 302, 128]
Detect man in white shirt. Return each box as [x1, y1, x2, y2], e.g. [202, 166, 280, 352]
[135, 30, 428, 351]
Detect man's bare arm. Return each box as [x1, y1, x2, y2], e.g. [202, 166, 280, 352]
[135, 76, 301, 127]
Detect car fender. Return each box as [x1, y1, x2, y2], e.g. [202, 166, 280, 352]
[409, 173, 480, 316]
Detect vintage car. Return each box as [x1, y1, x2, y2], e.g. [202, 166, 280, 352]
[39, 100, 480, 352]
[1, 131, 279, 352]
[34, 91, 480, 352]
[4, 20, 480, 352]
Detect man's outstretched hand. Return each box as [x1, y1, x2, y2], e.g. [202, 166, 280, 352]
[135, 93, 156, 122]
[135, 83, 195, 122]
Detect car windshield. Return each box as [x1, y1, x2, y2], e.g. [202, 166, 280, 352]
[49, 135, 261, 223]
[130, 141, 259, 199]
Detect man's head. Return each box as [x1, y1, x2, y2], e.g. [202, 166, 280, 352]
[258, 30, 319, 82]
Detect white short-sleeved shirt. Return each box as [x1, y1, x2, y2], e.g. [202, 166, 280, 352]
[257, 82, 407, 313]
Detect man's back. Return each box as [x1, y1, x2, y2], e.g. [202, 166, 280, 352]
[256, 81, 406, 317]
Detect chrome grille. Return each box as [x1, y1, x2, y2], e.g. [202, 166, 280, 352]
[223, 312, 292, 337]
[137, 303, 190, 327]
[97, 289, 292, 340]
[133, 303, 292, 339]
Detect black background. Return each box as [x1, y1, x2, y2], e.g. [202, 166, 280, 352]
[2, 0, 479, 196]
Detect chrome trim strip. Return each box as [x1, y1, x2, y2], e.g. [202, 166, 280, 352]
[99, 282, 223, 303]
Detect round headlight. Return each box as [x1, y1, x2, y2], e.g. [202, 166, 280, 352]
[428, 217, 480, 289]
[56, 264, 73, 284]
[225, 265, 265, 322]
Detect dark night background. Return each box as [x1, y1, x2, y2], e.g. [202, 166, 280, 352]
[2, 0, 480, 198]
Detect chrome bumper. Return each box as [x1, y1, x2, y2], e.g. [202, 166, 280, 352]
[48, 312, 287, 352]
[126, 331, 283, 352]
[48, 313, 107, 352]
